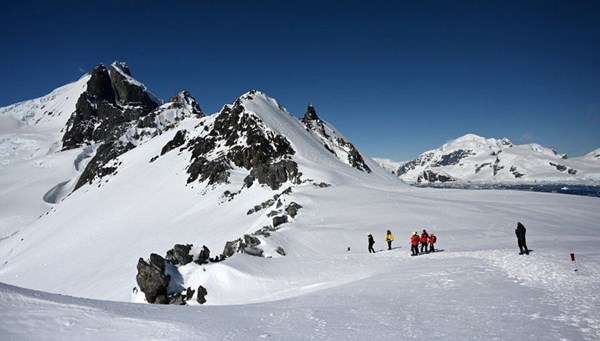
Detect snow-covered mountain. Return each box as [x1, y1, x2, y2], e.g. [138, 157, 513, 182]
[373, 158, 406, 174]
[0, 62, 398, 303]
[392, 134, 600, 183]
[1, 64, 599, 340]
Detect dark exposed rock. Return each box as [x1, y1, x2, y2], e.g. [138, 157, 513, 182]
[254, 225, 276, 237]
[302, 104, 371, 173]
[549, 162, 577, 175]
[285, 202, 302, 218]
[549, 162, 567, 172]
[240, 234, 263, 256]
[187, 157, 231, 185]
[417, 170, 454, 183]
[196, 285, 208, 304]
[86, 64, 116, 103]
[301, 104, 328, 138]
[154, 295, 169, 305]
[247, 160, 302, 190]
[168, 292, 186, 305]
[186, 287, 195, 300]
[313, 182, 331, 188]
[62, 63, 183, 192]
[492, 157, 504, 176]
[136, 254, 170, 304]
[510, 166, 526, 178]
[166, 91, 204, 117]
[397, 160, 417, 176]
[221, 190, 239, 202]
[161, 130, 187, 155]
[432, 150, 474, 167]
[475, 163, 491, 173]
[272, 215, 288, 227]
[62, 63, 158, 151]
[247, 199, 276, 215]
[335, 137, 371, 173]
[209, 255, 224, 262]
[109, 62, 159, 112]
[195, 245, 210, 265]
[275, 247, 286, 256]
[222, 239, 242, 258]
[165, 244, 193, 266]
[182, 100, 299, 189]
[74, 141, 134, 190]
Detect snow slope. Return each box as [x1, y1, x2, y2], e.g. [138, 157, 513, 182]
[396, 134, 600, 183]
[2, 185, 600, 340]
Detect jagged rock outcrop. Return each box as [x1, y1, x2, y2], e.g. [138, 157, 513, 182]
[195, 245, 211, 265]
[416, 170, 455, 183]
[285, 202, 302, 218]
[182, 96, 302, 190]
[74, 140, 133, 190]
[61, 63, 208, 191]
[136, 254, 171, 304]
[431, 150, 474, 167]
[165, 244, 194, 266]
[139, 91, 203, 130]
[272, 215, 288, 227]
[62, 63, 160, 151]
[196, 285, 208, 304]
[109, 62, 159, 112]
[301, 104, 371, 173]
[161, 130, 187, 155]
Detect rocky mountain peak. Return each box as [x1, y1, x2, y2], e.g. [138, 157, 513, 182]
[87, 64, 116, 103]
[110, 61, 132, 76]
[62, 62, 162, 150]
[166, 91, 204, 117]
[108, 63, 159, 111]
[302, 103, 320, 122]
[300, 103, 371, 173]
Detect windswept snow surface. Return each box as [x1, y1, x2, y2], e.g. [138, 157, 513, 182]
[1, 185, 600, 339]
[1, 91, 599, 339]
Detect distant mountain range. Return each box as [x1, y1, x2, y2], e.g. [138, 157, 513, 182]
[375, 134, 600, 184]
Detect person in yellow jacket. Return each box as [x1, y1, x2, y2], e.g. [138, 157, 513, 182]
[385, 230, 394, 250]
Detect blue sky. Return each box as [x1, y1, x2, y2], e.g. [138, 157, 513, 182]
[1, 1, 599, 160]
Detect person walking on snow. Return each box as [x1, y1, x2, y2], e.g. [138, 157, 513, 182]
[385, 230, 394, 250]
[420, 229, 429, 253]
[367, 233, 376, 253]
[515, 222, 529, 255]
[410, 231, 420, 256]
[429, 233, 437, 253]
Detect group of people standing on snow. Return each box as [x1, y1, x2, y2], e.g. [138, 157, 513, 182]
[366, 222, 528, 256]
[367, 229, 437, 255]
[410, 229, 436, 256]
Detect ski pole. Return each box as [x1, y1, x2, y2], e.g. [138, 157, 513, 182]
[570, 253, 578, 273]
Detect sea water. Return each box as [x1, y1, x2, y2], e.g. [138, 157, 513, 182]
[413, 183, 600, 198]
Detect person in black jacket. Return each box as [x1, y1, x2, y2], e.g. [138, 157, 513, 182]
[367, 233, 376, 253]
[515, 222, 529, 255]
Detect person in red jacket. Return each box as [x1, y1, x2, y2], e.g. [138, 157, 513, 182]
[420, 229, 429, 253]
[410, 231, 420, 256]
[429, 233, 437, 253]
